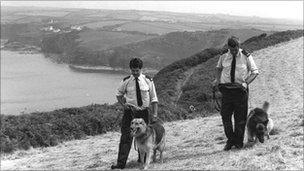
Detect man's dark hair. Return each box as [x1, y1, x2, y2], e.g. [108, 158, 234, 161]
[227, 36, 240, 48]
[129, 58, 143, 69]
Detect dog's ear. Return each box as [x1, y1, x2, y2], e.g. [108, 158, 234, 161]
[263, 119, 269, 126]
[139, 118, 147, 126]
[262, 101, 270, 113]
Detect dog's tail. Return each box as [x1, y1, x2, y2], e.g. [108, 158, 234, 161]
[262, 101, 270, 113]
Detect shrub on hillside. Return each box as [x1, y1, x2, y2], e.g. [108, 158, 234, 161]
[0, 103, 122, 153]
[0, 102, 189, 153]
[242, 30, 303, 52]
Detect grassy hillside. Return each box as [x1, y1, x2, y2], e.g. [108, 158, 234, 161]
[0, 23, 43, 46]
[1, 29, 302, 154]
[38, 28, 267, 69]
[154, 29, 303, 112]
[97, 28, 268, 69]
[1, 36, 303, 169]
[78, 29, 156, 51]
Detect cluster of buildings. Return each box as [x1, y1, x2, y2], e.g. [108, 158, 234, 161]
[41, 21, 83, 33]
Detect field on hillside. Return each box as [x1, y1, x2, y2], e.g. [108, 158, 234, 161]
[1, 37, 302, 170]
[14, 11, 69, 17]
[117, 21, 199, 35]
[79, 20, 129, 29]
[78, 30, 156, 51]
[104, 29, 268, 69]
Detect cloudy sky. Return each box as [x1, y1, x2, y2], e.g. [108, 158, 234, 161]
[1, 1, 303, 21]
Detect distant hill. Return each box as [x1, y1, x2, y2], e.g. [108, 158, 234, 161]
[154, 29, 303, 113]
[2, 6, 302, 31]
[73, 28, 269, 69]
[36, 28, 269, 69]
[2, 6, 302, 69]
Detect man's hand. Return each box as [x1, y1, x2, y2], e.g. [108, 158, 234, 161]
[123, 103, 130, 110]
[212, 79, 219, 87]
[242, 82, 248, 89]
[150, 115, 158, 124]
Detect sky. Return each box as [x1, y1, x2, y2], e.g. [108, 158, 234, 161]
[1, 1, 303, 21]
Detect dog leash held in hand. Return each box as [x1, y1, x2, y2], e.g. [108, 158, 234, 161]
[212, 85, 221, 112]
[113, 104, 136, 128]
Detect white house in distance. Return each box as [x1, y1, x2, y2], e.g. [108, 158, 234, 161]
[71, 25, 83, 31]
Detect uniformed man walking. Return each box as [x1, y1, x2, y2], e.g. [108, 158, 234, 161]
[111, 58, 158, 169]
[214, 36, 259, 150]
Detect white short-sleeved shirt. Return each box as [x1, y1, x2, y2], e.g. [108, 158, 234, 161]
[216, 48, 259, 84]
[116, 73, 158, 108]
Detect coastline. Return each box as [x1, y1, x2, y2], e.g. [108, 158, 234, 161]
[1, 39, 159, 75]
[1, 39, 41, 54]
[68, 64, 158, 75]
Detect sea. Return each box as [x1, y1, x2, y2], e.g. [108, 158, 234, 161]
[1, 50, 127, 115]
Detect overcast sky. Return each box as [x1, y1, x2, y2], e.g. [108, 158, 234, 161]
[1, 1, 303, 21]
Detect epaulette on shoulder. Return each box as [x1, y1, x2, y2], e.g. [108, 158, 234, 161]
[221, 48, 229, 55]
[123, 75, 131, 81]
[145, 75, 153, 81]
[241, 49, 251, 57]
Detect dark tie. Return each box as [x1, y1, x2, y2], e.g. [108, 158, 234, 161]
[135, 78, 143, 106]
[230, 55, 236, 83]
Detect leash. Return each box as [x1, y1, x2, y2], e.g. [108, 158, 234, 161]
[134, 138, 138, 151]
[212, 85, 221, 112]
[127, 104, 139, 152]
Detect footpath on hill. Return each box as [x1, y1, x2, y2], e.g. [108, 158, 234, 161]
[1, 37, 303, 170]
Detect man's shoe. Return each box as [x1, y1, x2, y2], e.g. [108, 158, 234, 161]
[111, 164, 125, 169]
[223, 143, 233, 151]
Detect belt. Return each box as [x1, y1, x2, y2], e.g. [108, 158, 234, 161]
[125, 103, 148, 111]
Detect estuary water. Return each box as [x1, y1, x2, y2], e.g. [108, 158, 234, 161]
[1, 50, 127, 115]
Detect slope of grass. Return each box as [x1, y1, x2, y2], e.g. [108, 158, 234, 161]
[78, 30, 155, 51]
[158, 29, 303, 112]
[1, 29, 302, 155]
[100, 28, 267, 69]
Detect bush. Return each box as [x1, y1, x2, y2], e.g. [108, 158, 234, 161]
[0, 103, 122, 153]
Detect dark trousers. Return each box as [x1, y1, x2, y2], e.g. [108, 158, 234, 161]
[219, 86, 248, 146]
[116, 108, 149, 166]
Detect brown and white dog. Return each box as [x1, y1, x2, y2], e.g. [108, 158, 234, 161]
[130, 118, 166, 170]
[246, 101, 274, 145]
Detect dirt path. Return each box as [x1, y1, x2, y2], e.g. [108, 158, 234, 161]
[175, 66, 197, 105]
[1, 38, 303, 170]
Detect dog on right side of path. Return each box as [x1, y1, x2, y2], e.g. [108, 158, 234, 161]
[246, 101, 274, 146]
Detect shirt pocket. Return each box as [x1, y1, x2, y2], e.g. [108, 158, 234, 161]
[140, 84, 149, 92]
[127, 85, 135, 93]
[236, 63, 247, 72]
[222, 60, 231, 68]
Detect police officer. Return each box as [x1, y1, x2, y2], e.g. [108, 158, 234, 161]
[214, 36, 259, 151]
[111, 58, 158, 169]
